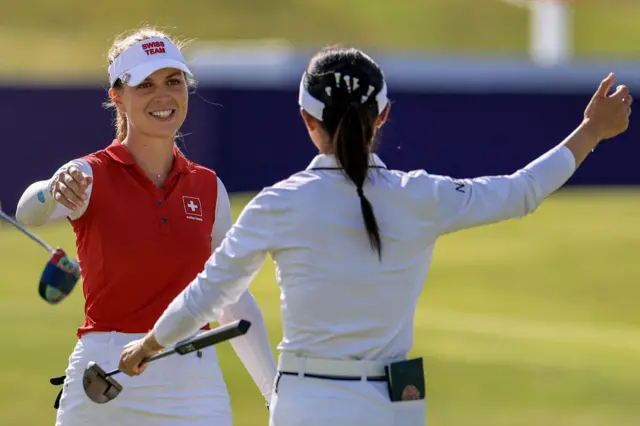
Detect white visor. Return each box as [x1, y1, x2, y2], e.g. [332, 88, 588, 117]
[298, 73, 389, 122]
[108, 37, 192, 87]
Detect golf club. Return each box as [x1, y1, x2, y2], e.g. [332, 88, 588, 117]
[0, 210, 54, 252]
[0, 210, 80, 304]
[81, 319, 252, 404]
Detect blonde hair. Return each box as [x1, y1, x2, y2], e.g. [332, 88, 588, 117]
[103, 26, 195, 141]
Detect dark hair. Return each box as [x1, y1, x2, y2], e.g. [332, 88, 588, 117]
[303, 47, 387, 259]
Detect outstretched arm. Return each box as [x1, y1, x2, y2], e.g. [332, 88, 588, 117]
[424, 73, 631, 236]
[16, 159, 93, 226]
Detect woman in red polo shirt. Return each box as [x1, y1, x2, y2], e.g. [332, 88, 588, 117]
[15, 27, 276, 426]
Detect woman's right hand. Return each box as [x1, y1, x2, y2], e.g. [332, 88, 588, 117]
[583, 72, 632, 141]
[50, 165, 93, 211]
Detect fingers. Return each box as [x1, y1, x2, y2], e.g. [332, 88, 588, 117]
[594, 72, 616, 98]
[608, 84, 632, 116]
[119, 354, 136, 376]
[119, 340, 149, 377]
[122, 358, 146, 376]
[53, 185, 80, 210]
[610, 84, 630, 100]
[53, 180, 84, 209]
[68, 166, 93, 187]
[62, 174, 87, 201]
[52, 167, 91, 210]
[625, 94, 633, 116]
[584, 74, 632, 140]
[64, 167, 90, 199]
[612, 87, 633, 119]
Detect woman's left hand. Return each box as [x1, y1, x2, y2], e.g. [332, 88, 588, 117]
[119, 334, 163, 376]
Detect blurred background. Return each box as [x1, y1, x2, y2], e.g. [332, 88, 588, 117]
[1, 0, 640, 425]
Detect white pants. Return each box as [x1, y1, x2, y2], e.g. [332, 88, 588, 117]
[268, 373, 426, 426]
[55, 331, 232, 426]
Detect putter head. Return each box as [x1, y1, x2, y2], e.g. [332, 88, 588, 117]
[83, 362, 123, 404]
[39, 248, 80, 304]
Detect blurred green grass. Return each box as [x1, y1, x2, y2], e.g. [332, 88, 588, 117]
[0, 0, 639, 80]
[1, 189, 639, 425]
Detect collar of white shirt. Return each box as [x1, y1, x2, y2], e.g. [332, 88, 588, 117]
[305, 153, 388, 170]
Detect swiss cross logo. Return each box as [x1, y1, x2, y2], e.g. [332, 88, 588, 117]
[182, 196, 203, 221]
[142, 41, 166, 56]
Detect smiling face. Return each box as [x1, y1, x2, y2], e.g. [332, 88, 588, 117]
[110, 67, 189, 141]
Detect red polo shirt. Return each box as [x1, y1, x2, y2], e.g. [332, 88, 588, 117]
[71, 140, 217, 337]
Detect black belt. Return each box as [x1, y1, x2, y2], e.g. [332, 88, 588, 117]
[278, 370, 387, 381]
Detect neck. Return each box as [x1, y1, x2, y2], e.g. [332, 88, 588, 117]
[121, 133, 175, 185]
[314, 138, 333, 154]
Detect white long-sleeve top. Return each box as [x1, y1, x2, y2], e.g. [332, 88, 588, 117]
[153, 143, 576, 362]
[16, 159, 277, 399]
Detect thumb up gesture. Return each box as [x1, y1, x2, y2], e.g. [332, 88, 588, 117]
[584, 73, 632, 141]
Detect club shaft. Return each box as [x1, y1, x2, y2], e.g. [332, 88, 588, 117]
[105, 320, 251, 377]
[0, 210, 54, 252]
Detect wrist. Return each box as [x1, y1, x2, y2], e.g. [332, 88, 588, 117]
[141, 333, 164, 355]
[580, 118, 604, 146]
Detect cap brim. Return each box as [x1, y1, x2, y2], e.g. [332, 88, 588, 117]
[120, 58, 192, 86]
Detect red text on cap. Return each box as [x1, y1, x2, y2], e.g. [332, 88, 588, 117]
[142, 41, 166, 56]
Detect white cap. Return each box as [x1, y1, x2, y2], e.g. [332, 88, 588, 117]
[108, 37, 192, 87]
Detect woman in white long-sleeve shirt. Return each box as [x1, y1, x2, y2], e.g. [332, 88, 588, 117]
[16, 26, 276, 426]
[118, 47, 631, 426]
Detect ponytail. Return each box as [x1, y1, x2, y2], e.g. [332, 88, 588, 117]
[302, 46, 388, 260]
[333, 103, 382, 260]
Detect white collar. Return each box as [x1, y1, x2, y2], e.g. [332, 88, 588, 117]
[305, 153, 387, 170]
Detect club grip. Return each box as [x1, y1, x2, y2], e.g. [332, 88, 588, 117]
[175, 319, 252, 355]
[145, 320, 252, 363]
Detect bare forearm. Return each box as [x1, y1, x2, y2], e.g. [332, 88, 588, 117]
[561, 119, 603, 168]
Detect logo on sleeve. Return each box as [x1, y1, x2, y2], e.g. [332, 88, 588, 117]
[182, 196, 203, 221]
[452, 180, 466, 193]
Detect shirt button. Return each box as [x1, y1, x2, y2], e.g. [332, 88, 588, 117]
[158, 200, 163, 205]
[161, 218, 167, 223]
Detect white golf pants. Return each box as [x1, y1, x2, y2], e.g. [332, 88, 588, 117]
[55, 331, 232, 426]
[268, 356, 426, 426]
